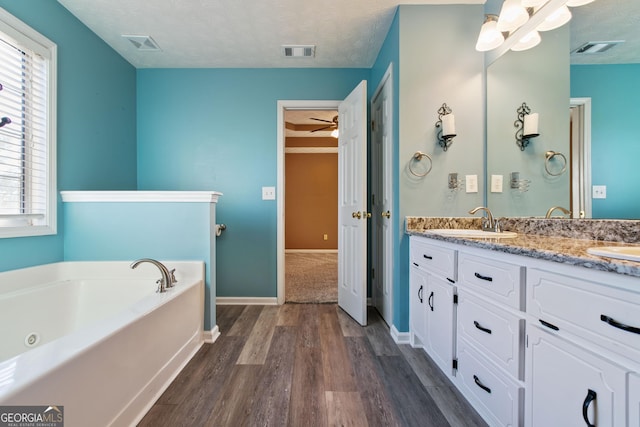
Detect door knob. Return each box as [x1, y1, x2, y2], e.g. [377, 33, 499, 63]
[352, 211, 362, 219]
[382, 210, 391, 218]
[364, 212, 372, 219]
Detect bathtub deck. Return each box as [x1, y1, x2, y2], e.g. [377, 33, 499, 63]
[138, 304, 487, 427]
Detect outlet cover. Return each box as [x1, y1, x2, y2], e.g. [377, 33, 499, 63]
[491, 175, 503, 193]
[262, 186, 276, 200]
[465, 175, 478, 193]
[593, 185, 606, 199]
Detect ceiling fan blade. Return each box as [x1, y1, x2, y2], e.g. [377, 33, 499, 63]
[310, 125, 332, 132]
[310, 117, 334, 124]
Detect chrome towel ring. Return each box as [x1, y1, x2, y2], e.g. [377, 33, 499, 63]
[545, 151, 567, 176]
[409, 151, 433, 177]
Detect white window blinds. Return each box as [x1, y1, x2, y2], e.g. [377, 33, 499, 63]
[0, 9, 56, 237]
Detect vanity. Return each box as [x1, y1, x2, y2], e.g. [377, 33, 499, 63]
[407, 217, 640, 427]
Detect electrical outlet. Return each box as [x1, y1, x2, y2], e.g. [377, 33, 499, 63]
[323, 234, 328, 241]
[593, 185, 607, 199]
[465, 175, 478, 193]
[262, 186, 276, 200]
[491, 175, 503, 193]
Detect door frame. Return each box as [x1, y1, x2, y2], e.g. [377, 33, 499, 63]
[570, 97, 592, 218]
[276, 100, 340, 305]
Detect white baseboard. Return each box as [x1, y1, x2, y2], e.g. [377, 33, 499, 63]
[204, 325, 220, 343]
[390, 325, 411, 344]
[216, 297, 279, 305]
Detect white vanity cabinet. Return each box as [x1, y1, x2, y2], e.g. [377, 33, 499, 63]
[409, 236, 457, 377]
[630, 373, 640, 426]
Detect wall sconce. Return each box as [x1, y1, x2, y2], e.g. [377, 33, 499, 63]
[514, 102, 539, 151]
[435, 103, 456, 151]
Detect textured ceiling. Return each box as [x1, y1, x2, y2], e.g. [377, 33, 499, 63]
[285, 110, 338, 138]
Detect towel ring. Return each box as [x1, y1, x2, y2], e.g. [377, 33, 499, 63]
[409, 151, 433, 177]
[545, 151, 567, 176]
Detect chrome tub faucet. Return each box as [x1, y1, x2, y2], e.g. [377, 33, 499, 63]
[130, 258, 174, 293]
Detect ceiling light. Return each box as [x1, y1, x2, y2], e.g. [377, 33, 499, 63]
[475, 15, 505, 52]
[331, 128, 339, 138]
[566, 0, 596, 6]
[511, 31, 542, 51]
[122, 35, 161, 51]
[537, 5, 572, 31]
[571, 41, 624, 54]
[496, 0, 530, 32]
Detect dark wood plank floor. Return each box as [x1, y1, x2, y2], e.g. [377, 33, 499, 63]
[139, 304, 488, 427]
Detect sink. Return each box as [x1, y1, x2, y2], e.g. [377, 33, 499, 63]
[587, 246, 640, 262]
[425, 229, 518, 239]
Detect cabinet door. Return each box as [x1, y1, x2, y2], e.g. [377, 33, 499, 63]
[424, 275, 455, 377]
[630, 373, 640, 427]
[409, 264, 427, 348]
[526, 326, 627, 427]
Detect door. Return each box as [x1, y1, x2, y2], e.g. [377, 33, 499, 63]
[425, 276, 456, 377]
[338, 80, 368, 325]
[409, 263, 427, 347]
[371, 67, 393, 325]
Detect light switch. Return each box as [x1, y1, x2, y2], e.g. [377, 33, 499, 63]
[593, 185, 606, 199]
[262, 186, 276, 200]
[465, 175, 478, 193]
[491, 175, 503, 193]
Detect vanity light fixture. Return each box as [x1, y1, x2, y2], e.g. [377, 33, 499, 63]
[522, 0, 548, 7]
[475, 15, 504, 52]
[496, 0, 530, 32]
[514, 102, 539, 151]
[511, 30, 541, 51]
[435, 103, 456, 151]
[537, 5, 572, 31]
[566, 0, 596, 6]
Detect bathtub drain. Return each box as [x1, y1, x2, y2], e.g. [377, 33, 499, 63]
[25, 332, 40, 347]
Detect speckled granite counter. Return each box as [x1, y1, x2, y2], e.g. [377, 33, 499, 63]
[406, 216, 640, 278]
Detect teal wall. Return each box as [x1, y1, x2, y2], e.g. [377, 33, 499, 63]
[570, 64, 640, 219]
[136, 68, 370, 298]
[0, 1, 137, 272]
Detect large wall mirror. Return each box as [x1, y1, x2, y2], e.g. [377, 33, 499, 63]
[485, 0, 640, 219]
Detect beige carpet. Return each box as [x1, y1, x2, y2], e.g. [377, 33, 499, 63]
[285, 252, 338, 303]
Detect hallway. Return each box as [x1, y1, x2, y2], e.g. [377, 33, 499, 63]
[139, 304, 487, 427]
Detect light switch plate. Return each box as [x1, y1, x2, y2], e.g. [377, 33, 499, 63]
[593, 185, 606, 199]
[491, 175, 503, 193]
[465, 175, 478, 193]
[262, 186, 276, 200]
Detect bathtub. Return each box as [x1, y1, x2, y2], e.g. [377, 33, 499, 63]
[0, 260, 205, 426]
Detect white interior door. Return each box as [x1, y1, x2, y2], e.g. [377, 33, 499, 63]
[371, 68, 393, 326]
[338, 80, 367, 325]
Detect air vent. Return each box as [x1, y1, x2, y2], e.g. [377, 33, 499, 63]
[122, 35, 161, 51]
[572, 40, 624, 55]
[282, 45, 315, 58]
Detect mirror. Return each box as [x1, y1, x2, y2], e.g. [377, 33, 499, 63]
[486, 0, 640, 219]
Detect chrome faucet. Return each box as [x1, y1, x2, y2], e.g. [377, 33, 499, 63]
[545, 206, 571, 219]
[469, 206, 496, 232]
[130, 258, 173, 293]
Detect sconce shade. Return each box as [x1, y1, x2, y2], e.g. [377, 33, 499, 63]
[523, 113, 539, 137]
[441, 114, 456, 137]
[511, 30, 541, 51]
[476, 15, 504, 51]
[537, 5, 572, 31]
[522, 0, 548, 7]
[566, 0, 595, 6]
[496, 0, 530, 32]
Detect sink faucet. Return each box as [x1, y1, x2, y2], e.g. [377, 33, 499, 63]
[130, 258, 173, 293]
[469, 206, 496, 232]
[545, 206, 571, 219]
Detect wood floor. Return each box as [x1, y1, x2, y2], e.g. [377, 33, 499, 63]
[138, 304, 488, 427]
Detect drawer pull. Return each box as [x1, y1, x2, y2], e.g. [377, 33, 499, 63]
[412, 262, 419, 267]
[418, 285, 424, 303]
[473, 321, 492, 334]
[428, 291, 434, 311]
[473, 375, 491, 394]
[600, 314, 640, 335]
[582, 389, 596, 427]
[474, 272, 493, 282]
[539, 319, 560, 331]
[423, 254, 433, 260]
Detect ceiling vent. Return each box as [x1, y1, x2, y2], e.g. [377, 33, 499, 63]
[122, 35, 161, 51]
[282, 45, 315, 58]
[571, 40, 624, 55]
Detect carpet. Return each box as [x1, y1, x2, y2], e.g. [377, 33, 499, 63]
[285, 252, 338, 303]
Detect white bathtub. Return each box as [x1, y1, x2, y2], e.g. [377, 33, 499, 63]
[0, 261, 205, 426]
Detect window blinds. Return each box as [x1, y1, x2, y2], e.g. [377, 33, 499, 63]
[0, 32, 48, 225]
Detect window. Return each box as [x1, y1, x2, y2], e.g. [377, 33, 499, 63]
[0, 8, 56, 238]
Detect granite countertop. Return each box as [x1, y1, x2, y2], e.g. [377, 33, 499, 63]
[406, 217, 640, 278]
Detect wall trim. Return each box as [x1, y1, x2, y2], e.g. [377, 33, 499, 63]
[285, 249, 338, 254]
[216, 297, 279, 305]
[60, 191, 222, 203]
[285, 147, 338, 154]
[203, 326, 220, 343]
[390, 325, 410, 344]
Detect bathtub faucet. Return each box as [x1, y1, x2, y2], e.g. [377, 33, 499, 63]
[130, 258, 173, 293]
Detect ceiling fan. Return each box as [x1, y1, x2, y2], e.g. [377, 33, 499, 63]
[310, 115, 338, 133]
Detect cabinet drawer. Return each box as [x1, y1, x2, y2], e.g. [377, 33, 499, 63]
[457, 290, 524, 380]
[410, 237, 456, 281]
[528, 268, 640, 356]
[456, 338, 523, 427]
[458, 252, 524, 310]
